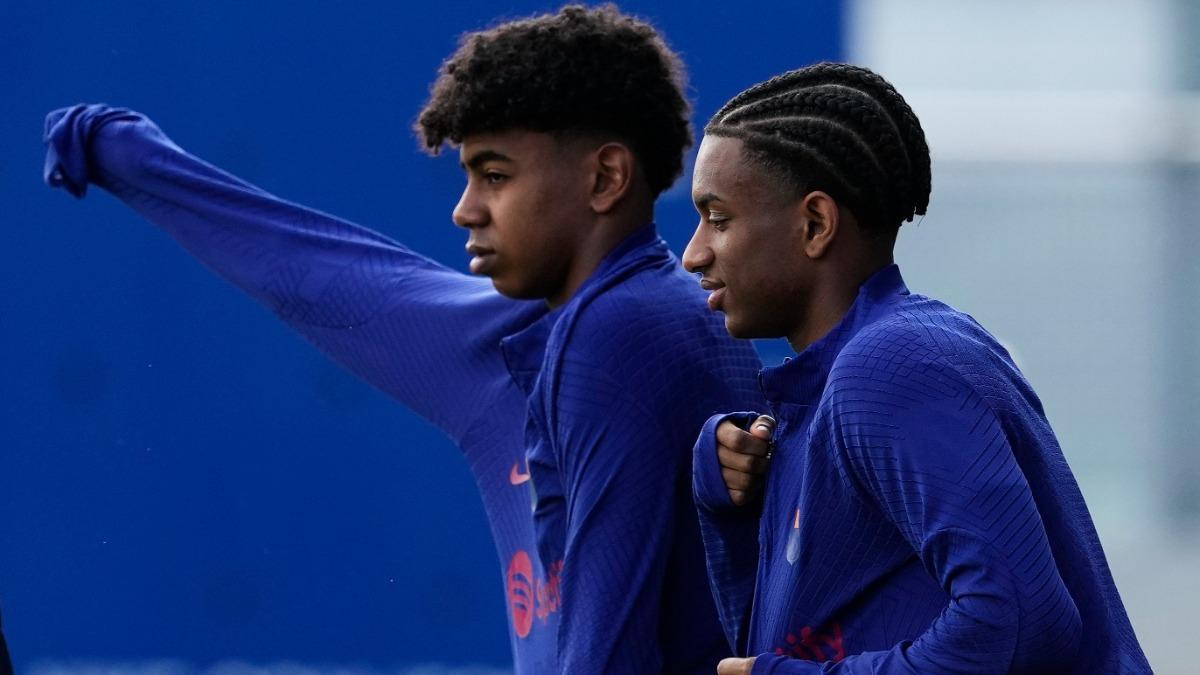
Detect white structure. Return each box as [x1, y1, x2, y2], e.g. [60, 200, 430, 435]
[849, 2, 1199, 671]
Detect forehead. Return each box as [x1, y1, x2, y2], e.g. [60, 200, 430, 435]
[459, 129, 567, 165]
[692, 135, 766, 199]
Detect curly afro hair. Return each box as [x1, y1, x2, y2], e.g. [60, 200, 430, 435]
[416, 4, 692, 197]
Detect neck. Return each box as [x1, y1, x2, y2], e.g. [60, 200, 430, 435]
[545, 212, 651, 309]
[786, 254, 893, 353]
[786, 281, 859, 353]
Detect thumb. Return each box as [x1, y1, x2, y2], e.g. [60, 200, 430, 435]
[748, 415, 775, 441]
[717, 656, 757, 675]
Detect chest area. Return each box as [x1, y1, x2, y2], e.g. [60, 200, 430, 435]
[750, 405, 934, 651]
[752, 403, 884, 613]
[758, 403, 841, 568]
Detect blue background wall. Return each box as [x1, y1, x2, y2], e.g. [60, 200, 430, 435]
[0, 2, 841, 670]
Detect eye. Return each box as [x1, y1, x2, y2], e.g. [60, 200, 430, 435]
[484, 171, 508, 185]
[708, 211, 730, 231]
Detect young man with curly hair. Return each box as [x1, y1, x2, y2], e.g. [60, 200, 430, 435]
[684, 63, 1149, 674]
[43, 6, 762, 674]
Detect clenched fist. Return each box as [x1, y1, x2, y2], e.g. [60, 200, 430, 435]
[716, 414, 774, 506]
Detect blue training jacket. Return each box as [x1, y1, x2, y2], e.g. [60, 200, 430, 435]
[44, 104, 766, 674]
[693, 265, 1150, 674]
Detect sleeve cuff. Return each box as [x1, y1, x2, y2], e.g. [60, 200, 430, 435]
[751, 653, 821, 675]
[693, 411, 759, 513]
[43, 104, 142, 198]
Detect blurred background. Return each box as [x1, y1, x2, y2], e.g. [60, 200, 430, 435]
[1, 0, 1195, 672]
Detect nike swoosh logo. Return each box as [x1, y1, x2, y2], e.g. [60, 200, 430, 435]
[510, 461, 531, 485]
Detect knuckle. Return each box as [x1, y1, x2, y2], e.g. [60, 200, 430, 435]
[717, 447, 737, 467]
[730, 433, 753, 454]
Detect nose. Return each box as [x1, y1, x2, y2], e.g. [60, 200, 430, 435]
[681, 223, 713, 274]
[452, 183, 487, 229]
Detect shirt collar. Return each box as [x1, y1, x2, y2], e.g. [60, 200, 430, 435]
[579, 221, 665, 294]
[759, 264, 910, 406]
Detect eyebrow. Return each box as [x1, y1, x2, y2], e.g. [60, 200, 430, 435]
[461, 149, 514, 171]
[693, 192, 722, 209]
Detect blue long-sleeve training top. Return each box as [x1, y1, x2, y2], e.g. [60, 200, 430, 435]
[44, 104, 766, 674]
[694, 265, 1150, 674]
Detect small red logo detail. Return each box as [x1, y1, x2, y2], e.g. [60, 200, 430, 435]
[507, 551, 535, 637]
[510, 461, 531, 485]
[773, 623, 845, 662]
[535, 560, 563, 621]
[506, 551, 563, 639]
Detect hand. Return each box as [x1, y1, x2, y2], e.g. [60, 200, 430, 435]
[717, 656, 757, 675]
[716, 415, 775, 506]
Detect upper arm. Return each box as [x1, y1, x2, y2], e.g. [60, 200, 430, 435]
[824, 330, 1081, 670]
[547, 304, 738, 673]
[552, 295, 739, 494]
[827, 326, 1046, 559]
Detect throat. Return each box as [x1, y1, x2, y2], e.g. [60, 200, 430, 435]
[545, 220, 648, 309]
[786, 285, 860, 353]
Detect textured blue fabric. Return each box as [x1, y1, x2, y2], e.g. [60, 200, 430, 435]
[695, 265, 1150, 674]
[44, 104, 766, 674]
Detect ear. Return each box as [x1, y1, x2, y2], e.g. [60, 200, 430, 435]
[589, 142, 636, 214]
[798, 190, 840, 259]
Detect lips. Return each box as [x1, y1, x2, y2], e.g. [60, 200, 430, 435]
[707, 287, 726, 311]
[699, 278, 726, 312]
[470, 253, 498, 275]
[466, 243, 497, 275]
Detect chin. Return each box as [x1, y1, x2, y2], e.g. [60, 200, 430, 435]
[724, 312, 779, 340]
[490, 275, 547, 302]
[491, 280, 530, 300]
[722, 314, 756, 339]
[487, 274, 518, 297]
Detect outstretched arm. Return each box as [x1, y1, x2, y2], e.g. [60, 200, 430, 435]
[44, 105, 544, 443]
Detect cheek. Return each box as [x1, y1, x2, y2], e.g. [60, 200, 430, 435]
[724, 245, 802, 314]
[490, 194, 542, 254]
[492, 211, 571, 295]
[721, 239, 770, 289]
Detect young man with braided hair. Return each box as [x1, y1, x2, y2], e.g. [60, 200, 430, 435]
[683, 62, 1149, 674]
[43, 6, 763, 673]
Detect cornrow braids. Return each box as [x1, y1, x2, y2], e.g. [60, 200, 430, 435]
[707, 62, 931, 233]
